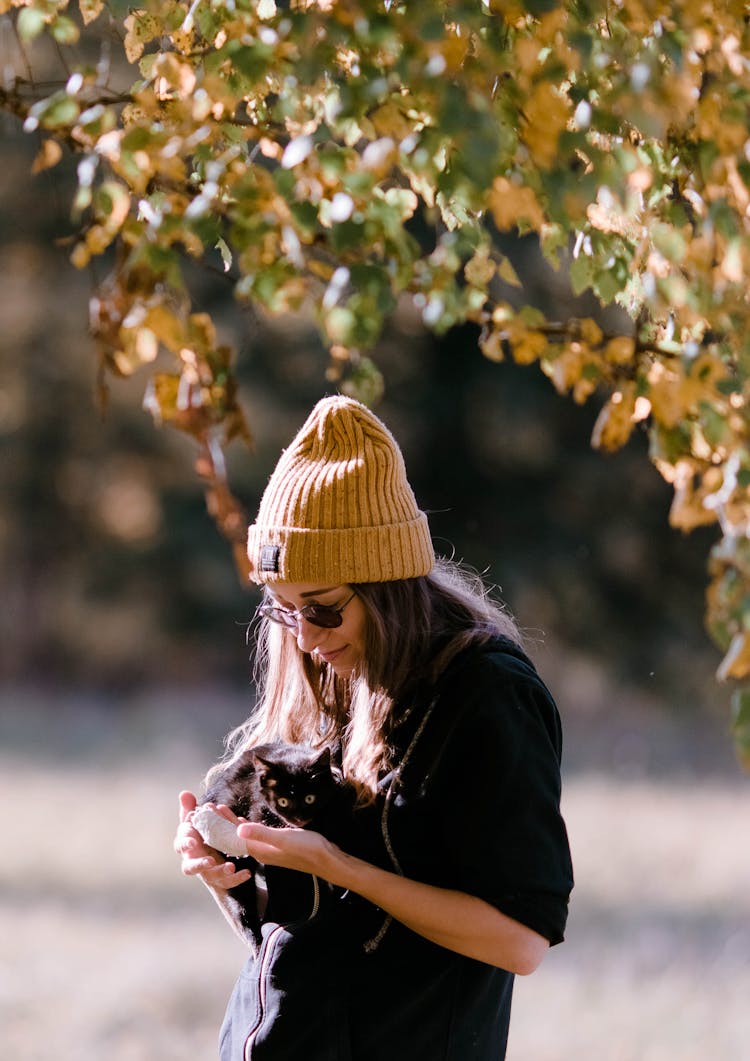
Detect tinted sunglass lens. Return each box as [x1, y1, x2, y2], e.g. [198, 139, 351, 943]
[304, 605, 342, 628]
[259, 601, 347, 629]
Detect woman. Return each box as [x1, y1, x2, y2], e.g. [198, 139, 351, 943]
[175, 395, 573, 1060]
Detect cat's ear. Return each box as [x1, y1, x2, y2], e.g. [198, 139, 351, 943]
[251, 744, 279, 768]
[311, 746, 331, 768]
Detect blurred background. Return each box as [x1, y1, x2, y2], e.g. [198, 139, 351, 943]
[2, 115, 749, 1060]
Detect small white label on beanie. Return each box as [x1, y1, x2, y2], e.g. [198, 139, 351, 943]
[260, 545, 281, 573]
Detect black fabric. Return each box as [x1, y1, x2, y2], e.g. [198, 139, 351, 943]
[219, 918, 355, 1061]
[388, 638, 573, 944]
[219, 637, 573, 1060]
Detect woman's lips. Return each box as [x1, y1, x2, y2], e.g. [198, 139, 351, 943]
[318, 646, 345, 664]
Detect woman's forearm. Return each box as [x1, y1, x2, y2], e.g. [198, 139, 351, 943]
[324, 845, 548, 975]
[237, 821, 549, 973]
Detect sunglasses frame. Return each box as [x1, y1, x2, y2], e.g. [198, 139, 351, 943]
[258, 591, 356, 630]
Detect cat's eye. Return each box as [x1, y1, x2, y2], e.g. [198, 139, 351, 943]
[304, 794, 316, 804]
[277, 797, 290, 808]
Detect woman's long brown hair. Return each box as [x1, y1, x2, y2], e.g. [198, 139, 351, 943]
[207, 559, 521, 799]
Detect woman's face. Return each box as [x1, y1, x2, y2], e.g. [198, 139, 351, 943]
[266, 582, 367, 678]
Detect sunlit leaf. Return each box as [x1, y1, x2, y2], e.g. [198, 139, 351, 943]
[17, 7, 46, 42]
[79, 0, 104, 25]
[31, 139, 63, 174]
[591, 386, 637, 453]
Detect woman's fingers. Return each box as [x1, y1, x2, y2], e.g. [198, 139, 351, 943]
[190, 857, 253, 888]
[237, 822, 332, 875]
[181, 852, 222, 876]
[173, 818, 205, 856]
[237, 821, 283, 858]
[176, 793, 252, 888]
[203, 802, 244, 825]
[179, 790, 197, 822]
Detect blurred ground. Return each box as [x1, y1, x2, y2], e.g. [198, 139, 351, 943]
[2, 661, 748, 1061]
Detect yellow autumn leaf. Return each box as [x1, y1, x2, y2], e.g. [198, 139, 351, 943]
[514, 37, 542, 79]
[591, 385, 637, 452]
[667, 459, 721, 532]
[383, 188, 418, 218]
[79, 0, 104, 25]
[464, 248, 496, 287]
[572, 375, 597, 405]
[648, 372, 685, 429]
[497, 257, 522, 287]
[99, 181, 131, 229]
[86, 224, 114, 255]
[479, 328, 505, 362]
[112, 326, 159, 375]
[32, 139, 63, 174]
[512, 330, 547, 365]
[152, 53, 197, 97]
[488, 0, 527, 24]
[647, 355, 726, 432]
[697, 92, 747, 154]
[488, 177, 544, 232]
[120, 104, 148, 130]
[143, 305, 185, 353]
[371, 101, 419, 141]
[537, 7, 569, 43]
[123, 11, 161, 64]
[522, 82, 571, 169]
[187, 313, 217, 353]
[70, 242, 91, 269]
[605, 336, 636, 365]
[717, 631, 750, 681]
[171, 26, 195, 56]
[544, 345, 584, 393]
[435, 32, 470, 75]
[579, 318, 603, 346]
[406, 171, 436, 209]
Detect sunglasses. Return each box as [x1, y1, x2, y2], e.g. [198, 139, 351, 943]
[258, 591, 356, 630]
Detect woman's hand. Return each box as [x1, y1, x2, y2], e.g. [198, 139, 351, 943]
[238, 821, 339, 877]
[175, 791, 253, 889]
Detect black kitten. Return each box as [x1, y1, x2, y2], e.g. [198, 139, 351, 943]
[204, 742, 350, 830]
[197, 742, 355, 944]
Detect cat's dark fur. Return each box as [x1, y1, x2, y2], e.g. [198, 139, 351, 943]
[199, 742, 355, 945]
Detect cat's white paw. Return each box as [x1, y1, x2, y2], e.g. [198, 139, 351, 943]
[191, 805, 249, 858]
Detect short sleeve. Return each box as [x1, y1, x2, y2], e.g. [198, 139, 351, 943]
[425, 650, 574, 945]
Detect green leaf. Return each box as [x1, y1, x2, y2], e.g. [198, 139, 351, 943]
[36, 93, 81, 130]
[593, 261, 627, 303]
[323, 306, 358, 346]
[289, 201, 318, 237]
[216, 238, 233, 274]
[342, 357, 385, 407]
[51, 15, 80, 45]
[569, 254, 594, 296]
[17, 7, 46, 43]
[648, 422, 692, 465]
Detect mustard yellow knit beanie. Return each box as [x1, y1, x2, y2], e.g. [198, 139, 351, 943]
[246, 395, 434, 584]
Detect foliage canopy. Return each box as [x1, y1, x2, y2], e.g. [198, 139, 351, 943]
[3, 0, 750, 759]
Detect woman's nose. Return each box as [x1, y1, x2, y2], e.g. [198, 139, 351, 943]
[295, 617, 326, 653]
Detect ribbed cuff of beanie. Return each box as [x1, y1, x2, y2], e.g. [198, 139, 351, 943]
[247, 514, 434, 584]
